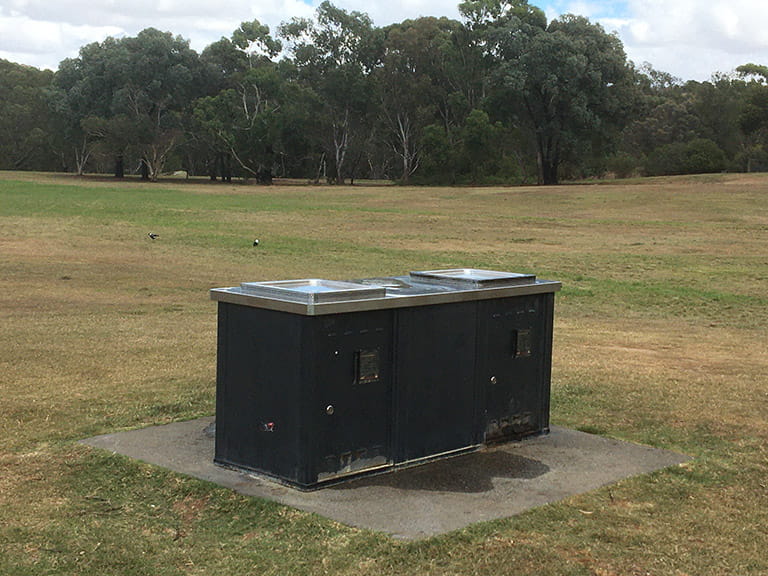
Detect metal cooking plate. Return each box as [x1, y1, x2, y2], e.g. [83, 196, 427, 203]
[240, 279, 386, 304]
[410, 268, 536, 288]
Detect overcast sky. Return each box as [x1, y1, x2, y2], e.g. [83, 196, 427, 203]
[1, 0, 767, 81]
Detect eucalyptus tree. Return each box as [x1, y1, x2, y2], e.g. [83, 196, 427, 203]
[193, 21, 322, 182]
[192, 62, 318, 183]
[195, 21, 287, 181]
[621, 69, 752, 174]
[461, 0, 635, 184]
[53, 29, 206, 179]
[116, 29, 206, 179]
[52, 40, 124, 175]
[735, 64, 768, 171]
[279, 1, 384, 183]
[378, 16, 487, 183]
[378, 17, 455, 182]
[232, 20, 283, 68]
[686, 77, 744, 165]
[200, 37, 249, 89]
[529, 16, 636, 182]
[0, 59, 56, 170]
[621, 99, 704, 159]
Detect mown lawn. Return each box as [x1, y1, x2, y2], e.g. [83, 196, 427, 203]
[1, 171, 767, 575]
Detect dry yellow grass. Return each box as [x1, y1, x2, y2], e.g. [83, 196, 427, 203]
[1, 171, 767, 575]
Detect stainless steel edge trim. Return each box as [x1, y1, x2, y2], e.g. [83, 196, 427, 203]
[392, 444, 484, 470]
[316, 462, 393, 482]
[210, 280, 561, 316]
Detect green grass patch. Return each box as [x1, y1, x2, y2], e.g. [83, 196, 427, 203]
[2, 172, 768, 574]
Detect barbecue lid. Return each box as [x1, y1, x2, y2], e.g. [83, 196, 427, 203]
[240, 278, 386, 304]
[409, 268, 536, 288]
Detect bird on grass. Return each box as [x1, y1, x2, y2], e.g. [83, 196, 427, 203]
[253, 239, 260, 246]
[148, 232, 159, 240]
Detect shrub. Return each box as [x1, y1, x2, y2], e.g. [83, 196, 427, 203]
[645, 138, 727, 176]
[607, 153, 639, 179]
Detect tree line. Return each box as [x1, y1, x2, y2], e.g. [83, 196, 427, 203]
[2, 0, 768, 186]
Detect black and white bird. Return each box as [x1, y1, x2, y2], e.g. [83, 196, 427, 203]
[253, 239, 260, 246]
[148, 232, 159, 240]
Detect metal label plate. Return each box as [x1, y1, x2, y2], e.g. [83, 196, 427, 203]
[515, 329, 532, 357]
[355, 349, 381, 384]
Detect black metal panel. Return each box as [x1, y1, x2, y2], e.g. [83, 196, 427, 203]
[539, 293, 555, 433]
[309, 310, 394, 480]
[214, 303, 307, 484]
[477, 294, 552, 442]
[215, 303, 396, 487]
[394, 301, 478, 462]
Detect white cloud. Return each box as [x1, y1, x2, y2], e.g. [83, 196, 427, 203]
[332, 0, 460, 26]
[562, 1, 601, 18]
[599, 0, 768, 79]
[0, 12, 123, 68]
[0, 0, 318, 69]
[1, 0, 767, 80]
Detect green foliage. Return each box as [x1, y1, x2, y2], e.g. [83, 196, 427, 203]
[606, 153, 638, 178]
[378, 16, 472, 183]
[459, 0, 546, 30]
[231, 20, 282, 60]
[736, 62, 768, 82]
[415, 123, 456, 184]
[645, 138, 727, 176]
[278, 1, 384, 183]
[739, 83, 768, 136]
[51, 29, 208, 179]
[460, 109, 503, 182]
[622, 100, 704, 157]
[484, 10, 637, 184]
[620, 68, 768, 177]
[5, 2, 768, 184]
[0, 59, 56, 170]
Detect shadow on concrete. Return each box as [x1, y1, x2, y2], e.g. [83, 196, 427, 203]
[333, 451, 549, 493]
[80, 418, 690, 539]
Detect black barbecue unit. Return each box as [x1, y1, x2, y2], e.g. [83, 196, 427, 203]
[210, 269, 560, 489]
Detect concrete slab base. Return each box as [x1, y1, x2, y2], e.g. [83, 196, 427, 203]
[81, 418, 689, 539]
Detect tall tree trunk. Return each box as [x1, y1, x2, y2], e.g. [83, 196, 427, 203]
[314, 153, 326, 184]
[220, 153, 232, 182]
[536, 134, 560, 185]
[258, 145, 274, 184]
[541, 160, 558, 185]
[74, 137, 91, 176]
[208, 156, 218, 181]
[215, 153, 224, 181]
[114, 155, 124, 178]
[257, 167, 273, 185]
[348, 150, 363, 186]
[330, 110, 349, 185]
[396, 113, 417, 184]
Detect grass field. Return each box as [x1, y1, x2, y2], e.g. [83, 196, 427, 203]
[1, 171, 767, 575]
